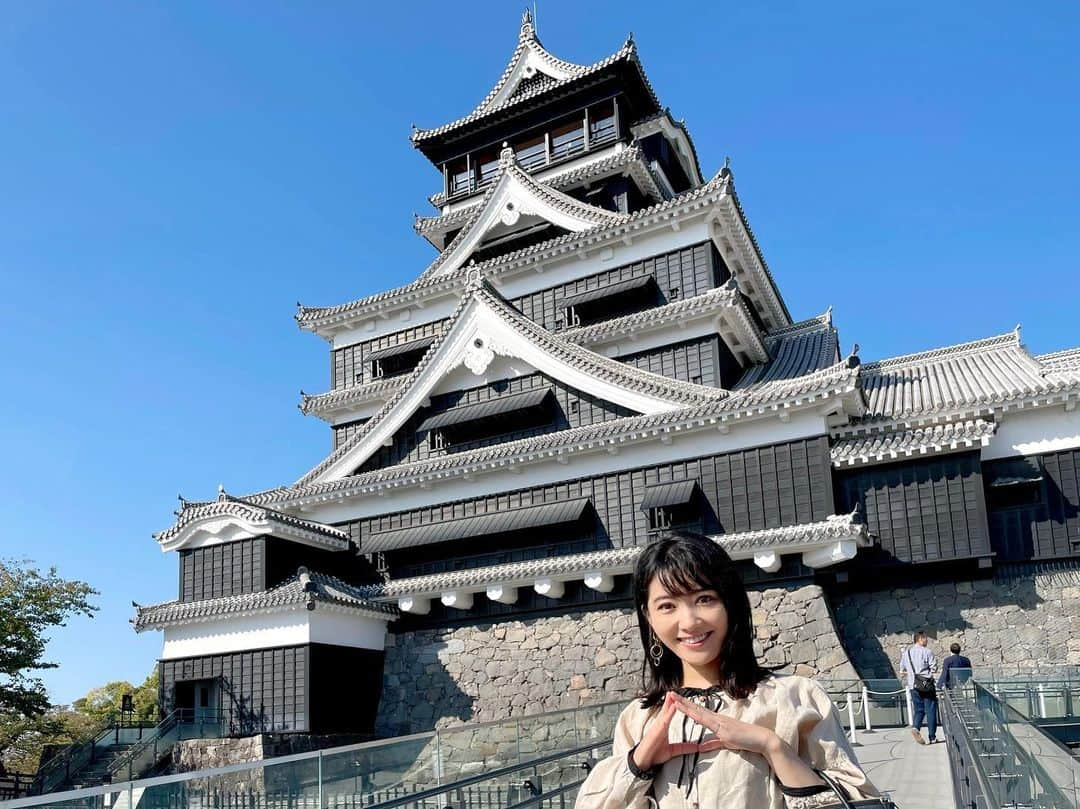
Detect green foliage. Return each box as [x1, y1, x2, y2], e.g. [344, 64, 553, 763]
[72, 667, 159, 724]
[0, 558, 98, 771]
[0, 558, 97, 720]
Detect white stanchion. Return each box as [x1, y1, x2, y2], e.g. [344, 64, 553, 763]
[905, 689, 914, 728]
[846, 696, 858, 744]
[862, 686, 872, 732]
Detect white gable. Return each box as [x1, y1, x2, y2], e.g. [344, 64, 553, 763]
[302, 281, 718, 484]
[425, 149, 625, 280]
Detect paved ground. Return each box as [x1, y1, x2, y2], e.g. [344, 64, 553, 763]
[850, 726, 954, 808]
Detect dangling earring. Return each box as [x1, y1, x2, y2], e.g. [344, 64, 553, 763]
[649, 630, 664, 665]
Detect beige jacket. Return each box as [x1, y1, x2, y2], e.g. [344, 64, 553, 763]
[575, 675, 878, 809]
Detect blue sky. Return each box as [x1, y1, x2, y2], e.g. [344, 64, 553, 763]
[1, 1, 1077, 705]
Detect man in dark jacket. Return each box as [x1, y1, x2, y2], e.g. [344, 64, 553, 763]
[938, 643, 973, 688]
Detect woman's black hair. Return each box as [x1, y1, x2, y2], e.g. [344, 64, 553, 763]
[634, 530, 771, 707]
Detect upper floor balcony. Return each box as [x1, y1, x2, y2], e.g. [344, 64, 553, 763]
[441, 99, 621, 204]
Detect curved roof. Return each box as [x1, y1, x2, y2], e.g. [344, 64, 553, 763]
[411, 12, 656, 146]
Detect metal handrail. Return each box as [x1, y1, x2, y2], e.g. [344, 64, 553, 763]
[30, 714, 119, 794]
[363, 739, 610, 809]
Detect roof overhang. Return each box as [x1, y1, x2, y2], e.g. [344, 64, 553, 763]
[156, 502, 351, 554]
[366, 513, 869, 613]
[831, 418, 998, 469]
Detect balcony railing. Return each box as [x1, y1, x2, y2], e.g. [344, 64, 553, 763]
[444, 115, 620, 201]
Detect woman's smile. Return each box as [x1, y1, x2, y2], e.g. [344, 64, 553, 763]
[647, 578, 729, 684]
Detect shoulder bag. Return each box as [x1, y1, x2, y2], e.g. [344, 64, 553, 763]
[905, 648, 936, 698]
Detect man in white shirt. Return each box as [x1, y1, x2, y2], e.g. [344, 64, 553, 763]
[899, 630, 938, 744]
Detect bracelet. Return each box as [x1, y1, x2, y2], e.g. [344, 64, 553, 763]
[626, 744, 660, 780]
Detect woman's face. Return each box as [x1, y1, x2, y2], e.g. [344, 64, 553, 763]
[645, 575, 728, 670]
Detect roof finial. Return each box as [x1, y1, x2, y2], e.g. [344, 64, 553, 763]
[465, 266, 484, 291]
[846, 343, 861, 368]
[1014, 323, 1022, 337]
[499, 142, 515, 167]
[824, 304, 833, 324]
[520, 7, 534, 38]
[217, 483, 226, 500]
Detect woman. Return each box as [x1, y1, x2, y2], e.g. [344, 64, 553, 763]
[575, 532, 878, 808]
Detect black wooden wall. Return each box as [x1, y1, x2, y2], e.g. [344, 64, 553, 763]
[329, 242, 730, 391]
[986, 447, 1080, 561]
[180, 540, 265, 602]
[620, 335, 741, 390]
[834, 451, 991, 565]
[355, 373, 635, 473]
[160, 646, 308, 734]
[352, 436, 833, 569]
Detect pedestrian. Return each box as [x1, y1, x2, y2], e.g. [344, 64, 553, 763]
[899, 630, 938, 744]
[575, 531, 879, 808]
[937, 643, 973, 689]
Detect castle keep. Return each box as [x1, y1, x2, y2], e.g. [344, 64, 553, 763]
[134, 13, 1080, 740]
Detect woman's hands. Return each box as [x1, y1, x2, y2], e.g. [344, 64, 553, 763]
[631, 692, 728, 771]
[670, 693, 780, 756]
[671, 693, 824, 789]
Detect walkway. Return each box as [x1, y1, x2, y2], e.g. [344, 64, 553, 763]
[852, 727, 953, 809]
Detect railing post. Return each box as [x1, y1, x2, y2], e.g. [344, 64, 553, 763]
[862, 686, 872, 732]
[904, 689, 914, 729]
[846, 695, 857, 745]
[317, 749, 324, 809]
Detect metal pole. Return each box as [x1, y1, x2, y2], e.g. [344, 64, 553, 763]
[904, 689, 914, 728]
[847, 696, 857, 745]
[317, 750, 323, 809]
[862, 686, 872, 732]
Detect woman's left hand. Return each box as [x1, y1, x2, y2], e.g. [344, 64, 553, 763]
[671, 693, 780, 756]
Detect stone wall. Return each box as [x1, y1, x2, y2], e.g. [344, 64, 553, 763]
[376, 582, 858, 737]
[833, 566, 1080, 679]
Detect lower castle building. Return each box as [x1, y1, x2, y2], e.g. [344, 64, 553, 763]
[133, 12, 1080, 741]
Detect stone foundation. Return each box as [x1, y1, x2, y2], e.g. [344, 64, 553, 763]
[376, 582, 858, 736]
[833, 566, 1080, 678]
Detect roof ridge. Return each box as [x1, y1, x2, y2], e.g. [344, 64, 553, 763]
[298, 173, 731, 331]
[861, 330, 1021, 372]
[418, 148, 628, 280]
[300, 284, 759, 419]
[417, 145, 647, 232]
[763, 309, 834, 341]
[253, 357, 860, 508]
[412, 25, 641, 143]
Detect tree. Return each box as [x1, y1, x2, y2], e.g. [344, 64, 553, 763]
[72, 667, 158, 724]
[0, 558, 97, 769]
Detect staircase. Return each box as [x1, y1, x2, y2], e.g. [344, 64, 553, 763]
[63, 742, 138, 789]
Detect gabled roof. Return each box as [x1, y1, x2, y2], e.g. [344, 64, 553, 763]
[253, 355, 862, 508]
[155, 490, 350, 553]
[418, 144, 665, 247]
[298, 168, 790, 337]
[736, 310, 840, 388]
[295, 275, 730, 486]
[855, 329, 1080, 425]
[420, 147, 626, 280]
[411, 12, 654, 146]
[132, 568, 396, 631]
[299, 283, 769, 422]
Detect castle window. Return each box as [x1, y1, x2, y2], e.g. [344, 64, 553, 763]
[419, 387, 555, 445]
[985, 457, 1044, 511]
[367, 335, 436, 380]
[562, 275, 659, 326]
[588, 100, 617, 146]
[550, 118, 586, 161]
[641, 479, 703, 533]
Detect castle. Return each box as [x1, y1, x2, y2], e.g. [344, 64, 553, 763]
[134, 12, 1080, 740]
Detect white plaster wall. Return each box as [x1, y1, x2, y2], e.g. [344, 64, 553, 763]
[983, 405, 1080, 459]
[161, 609, 388, 659]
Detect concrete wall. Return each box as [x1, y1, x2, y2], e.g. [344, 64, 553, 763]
[376, 582, 858, 736]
